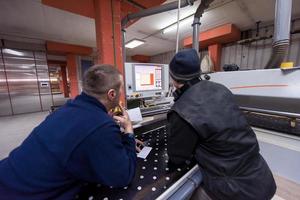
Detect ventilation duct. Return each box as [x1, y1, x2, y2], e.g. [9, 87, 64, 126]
[265, 0, 292, 69]
[192, 0, 214, 56]
[121, 0, 197, 28]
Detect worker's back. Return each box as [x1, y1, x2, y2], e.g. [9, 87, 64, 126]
[171, 80, 276, 200]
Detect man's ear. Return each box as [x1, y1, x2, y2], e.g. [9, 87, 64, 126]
[107, 89, 116, 101]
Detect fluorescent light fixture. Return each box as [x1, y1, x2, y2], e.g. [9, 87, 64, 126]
[162, 16, 193, 34]
[125, 39, 145, 49]
[2, 49, 24, 56]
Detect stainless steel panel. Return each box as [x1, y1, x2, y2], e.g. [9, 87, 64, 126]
[3, 40, 46, 52]
[34, 51, 47, 60]
[35, 57, 53, 111]
[4, 50, 42, 114]
[2, 48, 35, 59]
[0, 55, 12, 116]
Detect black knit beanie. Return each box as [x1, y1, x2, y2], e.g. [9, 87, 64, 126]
[169, 48, 201, 81]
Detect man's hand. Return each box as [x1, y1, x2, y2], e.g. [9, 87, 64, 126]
[135, 139, 144, 153]
[113, 106, 133, 133]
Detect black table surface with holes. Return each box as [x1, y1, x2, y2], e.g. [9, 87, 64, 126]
[77, 126, 196, 200]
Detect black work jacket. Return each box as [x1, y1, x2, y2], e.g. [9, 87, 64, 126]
[167, 80, 276, 200]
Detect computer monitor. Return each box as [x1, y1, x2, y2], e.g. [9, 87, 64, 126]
[134, 64, 162, 91]
[125, 63, 169, 99]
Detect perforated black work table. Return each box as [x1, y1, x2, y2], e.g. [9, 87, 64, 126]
[77, 123, 196, 200]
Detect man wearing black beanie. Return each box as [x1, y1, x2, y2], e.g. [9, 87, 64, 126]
[167, 48, 276, 200]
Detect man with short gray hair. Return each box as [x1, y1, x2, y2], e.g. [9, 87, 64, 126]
[0, 64, 137, 200]
[83, 64, 122, 108]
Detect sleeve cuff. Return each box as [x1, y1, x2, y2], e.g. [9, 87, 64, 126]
[121, 133, 136, 152]
[125, 132, 135, 138]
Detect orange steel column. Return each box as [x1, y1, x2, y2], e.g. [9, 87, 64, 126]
[66, 54, 79, 98]
[94, 0, 114, 64]
[94, 0, 123, 70]
[94, 0, 125, 102]
[113, 1, 123, 75]
[208, 44, 222, 72]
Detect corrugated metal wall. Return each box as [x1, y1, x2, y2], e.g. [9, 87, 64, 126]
[150, 49, 209, 64]
[221, 33, 300, 70]
[150, 50, 176, 64]
[150, 19, 300, 69]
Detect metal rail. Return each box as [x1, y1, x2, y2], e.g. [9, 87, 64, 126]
[240, 106, 300, 119]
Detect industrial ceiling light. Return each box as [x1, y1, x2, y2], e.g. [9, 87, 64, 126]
[125, 39, 145, 49]
[162, 16, 193, 34]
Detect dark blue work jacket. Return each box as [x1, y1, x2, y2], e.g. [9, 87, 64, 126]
[0, 92, 136, 200]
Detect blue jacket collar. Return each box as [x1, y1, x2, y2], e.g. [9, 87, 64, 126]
[76, 92, 108, 112]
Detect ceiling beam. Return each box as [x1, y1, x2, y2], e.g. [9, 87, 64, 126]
[46, 41, 93, 56]
[183, 23, 241, 48]
[42, 0, 95, 18]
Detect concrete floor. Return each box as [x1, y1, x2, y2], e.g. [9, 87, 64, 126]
[0, 112, 299, 199]
[0, 93, 68, 158]
[0, 111, 48, 159]
[0, 93, 69, 117]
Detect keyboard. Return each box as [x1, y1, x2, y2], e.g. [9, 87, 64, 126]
[140, 105, 171, 116]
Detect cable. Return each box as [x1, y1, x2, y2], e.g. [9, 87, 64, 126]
[175, 0, 181, 53]
[111, 0, 117, 66]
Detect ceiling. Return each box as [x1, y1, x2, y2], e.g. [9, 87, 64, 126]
[126, 0, 300, 56]
[0, 0, 96, 47]
[0, 0, 300, 57]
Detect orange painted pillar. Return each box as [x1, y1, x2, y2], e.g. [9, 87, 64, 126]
[113, 1, 123, 75]
[94, 0, 123, 70]
[94, 0, 125, 102]
[208, 44, 222, 72]
[66, 54, 79, 98]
